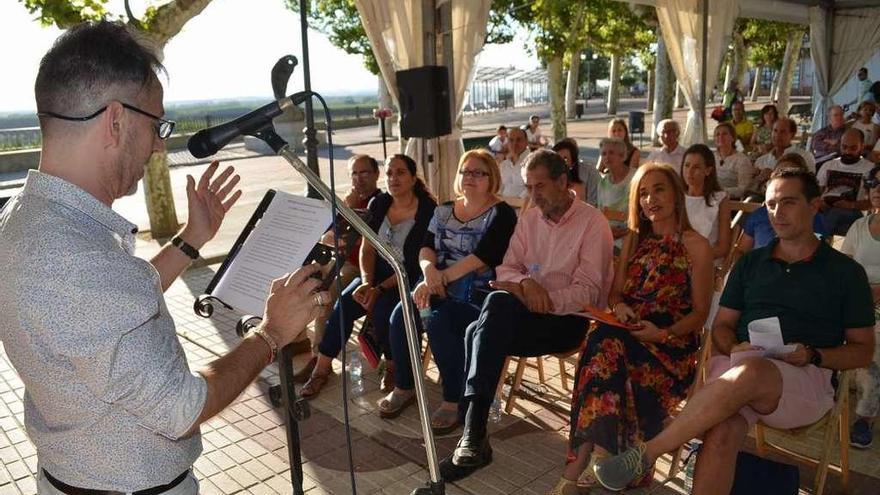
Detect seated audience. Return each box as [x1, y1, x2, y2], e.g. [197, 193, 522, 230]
[499, 127, 530, 202]
[379, 150, 517, 425]
[817, 129, 873, 235]
[549, 163, 713, 495]
[593, 167, 875, 493]
[293, 155, 382, 382]
[526, 114, 549, 150]
[852, 101, 880, 150]
[647, 119, 685, 170]
[682, 144, 732, 261]
[738, 154, 828, 253]
[754, 117, 816, 189]
[729, 101, 754, 149]
[749, 104, 779, 156]
[713, 122, 755, 200]
[554, 137, 599, 206]
[488, 125, 508, 158]
[598, 119, 641, 173]
[598, 138, 636, 249]
[300, 154, 437, 399]
[810, 105, 847, 159]
[841, 164, 880, 449]
[439, 150, 615, 481]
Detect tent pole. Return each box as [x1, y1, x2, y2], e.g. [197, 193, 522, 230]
[700, 0, 709, 143]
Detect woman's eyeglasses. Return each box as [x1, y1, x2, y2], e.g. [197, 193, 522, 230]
[459, 169, 489, 179]
[865, 178, 880, 189]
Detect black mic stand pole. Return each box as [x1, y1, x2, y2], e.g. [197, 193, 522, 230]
[299, 0, 321, 200]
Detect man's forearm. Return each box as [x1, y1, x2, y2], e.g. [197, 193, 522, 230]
[184, 332, 271, 436]
[712, 325, 739, 355]
[816, 342, 875, 370]
[149, 240, 196, 292]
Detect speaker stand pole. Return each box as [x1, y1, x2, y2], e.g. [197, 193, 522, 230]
[381, 118, 388, 160]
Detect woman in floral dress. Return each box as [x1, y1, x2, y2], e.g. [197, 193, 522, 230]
[547, 163, 714, 495]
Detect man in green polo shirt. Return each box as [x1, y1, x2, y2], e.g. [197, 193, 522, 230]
[593, 167, 876, 493]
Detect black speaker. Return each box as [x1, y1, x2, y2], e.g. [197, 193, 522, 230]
[629, 111, 645, 134]
[396, 65, 452, 139]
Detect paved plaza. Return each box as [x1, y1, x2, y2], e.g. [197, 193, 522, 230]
[0, 101, 878, 494]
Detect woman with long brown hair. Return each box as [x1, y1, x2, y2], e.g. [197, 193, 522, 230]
[548, 164, 713, 494]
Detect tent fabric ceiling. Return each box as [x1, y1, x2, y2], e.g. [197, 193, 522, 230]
[630, 0, 880, 24]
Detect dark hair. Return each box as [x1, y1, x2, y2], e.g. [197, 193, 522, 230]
[497, 125, 507, 132]
[350, 154, 379, 172]
[552, 138, 582, 183]
[776, 152, 809, 171]
[525, 149, 569, 180]
[769, 167, 821, 201]
[35, 21, 164, 133]
[681, 144, 723, 207]
[776, 116, 797, 134]
[386, 153, 433, 199]
[866, 165, 880, 191]
[760, 104, 778, 126]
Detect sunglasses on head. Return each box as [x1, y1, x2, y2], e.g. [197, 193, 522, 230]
[865, 178, 880, 189]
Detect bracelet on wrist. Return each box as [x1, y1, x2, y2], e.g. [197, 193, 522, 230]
[171, 235, 200, 260]
[251, 326, 278, 365]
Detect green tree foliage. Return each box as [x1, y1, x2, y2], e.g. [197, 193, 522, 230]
[741, 18, 805, 70]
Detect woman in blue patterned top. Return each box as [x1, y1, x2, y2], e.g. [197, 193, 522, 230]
[379, 149, 517, 430]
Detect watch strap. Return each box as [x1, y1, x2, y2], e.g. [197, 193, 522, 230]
[171, 236, 200, 260]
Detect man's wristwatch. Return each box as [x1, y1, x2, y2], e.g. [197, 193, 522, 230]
[171, 235, 200, 260]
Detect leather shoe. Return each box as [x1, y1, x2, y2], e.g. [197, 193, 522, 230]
[438, 436, 492, 482]
[451, 432, 492, 467]
[293, 356, 317, 384]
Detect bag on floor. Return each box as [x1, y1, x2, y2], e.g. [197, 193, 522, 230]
[729, 451, 799, 495]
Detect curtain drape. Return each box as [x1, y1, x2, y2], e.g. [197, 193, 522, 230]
[656, 0, 738, 146]
[354, 0, 491, 201]
[810, 6, 880, 132]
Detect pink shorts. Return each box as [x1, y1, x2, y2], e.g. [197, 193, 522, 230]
[706, 350, 835, 429]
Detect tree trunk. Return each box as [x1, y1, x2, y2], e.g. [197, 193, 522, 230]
[140, 0, 214, 47]
[776, 30, 803, 115]
[607, 52, 621, 115]
[646, 63, 655, 112]
[770, 70, 780, 103]
[565, 51, 582, 119]
[143, 150, 179, 238]
[548, 56, 567, 141]
[750, 65, 762, 102]
[722, 61, 733, 97]
[733, 34, 748, 90]
[653, 35, 675, 143]
[675, 81, 686, 109]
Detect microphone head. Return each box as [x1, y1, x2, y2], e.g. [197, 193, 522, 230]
[188, 129, 217, 159]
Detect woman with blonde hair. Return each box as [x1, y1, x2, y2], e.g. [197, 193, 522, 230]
[379, 149, 517, 426]
[548, 163, 713, 494]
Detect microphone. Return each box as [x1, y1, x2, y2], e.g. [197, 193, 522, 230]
[187, 92, 311, 158]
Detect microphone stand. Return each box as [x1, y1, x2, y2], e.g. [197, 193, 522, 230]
[249, 126, 445, 495]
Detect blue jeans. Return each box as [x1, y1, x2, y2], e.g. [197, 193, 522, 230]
[318, 277, 400, 360]
[388, 297, 480, 402]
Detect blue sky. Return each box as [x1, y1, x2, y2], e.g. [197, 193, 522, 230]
[0, 0, 538, 113]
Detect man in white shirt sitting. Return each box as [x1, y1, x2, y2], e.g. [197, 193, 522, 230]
[525, 115, 548, 150]
[817, 129, 874, 235]
[499, 127, 530, 205]
[647, 119, 685, 170]
[488, 125, 508, 158]
[754, 117, 816, 189]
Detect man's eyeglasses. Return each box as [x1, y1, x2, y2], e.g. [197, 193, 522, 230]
[459, 169, 490, 179]
[38, 103, 176, 140]
[865, 178, 880, 189]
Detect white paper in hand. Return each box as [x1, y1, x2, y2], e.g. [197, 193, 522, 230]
[747, 316, 798, 358]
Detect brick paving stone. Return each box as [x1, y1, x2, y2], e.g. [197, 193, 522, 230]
[208, 472, 243, 494]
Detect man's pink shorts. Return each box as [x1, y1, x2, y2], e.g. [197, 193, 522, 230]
[706, 350, 835, 429]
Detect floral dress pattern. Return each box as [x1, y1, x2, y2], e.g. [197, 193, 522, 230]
[568, 234, 698, 462]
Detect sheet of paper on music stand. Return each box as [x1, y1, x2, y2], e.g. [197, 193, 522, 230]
[747, 316, 797, 358]
[212, 191, 332, 316]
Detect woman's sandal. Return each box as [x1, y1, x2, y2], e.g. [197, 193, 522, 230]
[545, 477, 579, 495]
[380, 361, 395, 393]
[430, 406, 460, 435]
[377, 390, 415, 418]
[300, 371, 331, 400]
[577, 451, 609, 489]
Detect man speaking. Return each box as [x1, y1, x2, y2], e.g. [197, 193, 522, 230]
[0, 21, 326, 494]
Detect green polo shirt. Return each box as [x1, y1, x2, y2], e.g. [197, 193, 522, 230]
[720, 240, 875, 348]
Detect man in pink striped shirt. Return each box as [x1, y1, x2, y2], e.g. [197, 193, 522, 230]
[440, 149, 615, 481]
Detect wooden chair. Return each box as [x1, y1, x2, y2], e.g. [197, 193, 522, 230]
[754, 370, 853, 495]
[500, 345, 582, 414]
[718, 200, 761, 283]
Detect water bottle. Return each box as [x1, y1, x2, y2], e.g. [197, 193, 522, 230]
[349, 353, 364, 396]
[488, 397, 503, 424]
[419, 306, 432, 330]
[683, 440, 701, 493]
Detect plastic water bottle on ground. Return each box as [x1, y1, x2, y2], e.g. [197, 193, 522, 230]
[683, 439, 701, 493]
[489, 397, 503, 423]
[349, 352, 364, 396]
[419, 306, 432, 330]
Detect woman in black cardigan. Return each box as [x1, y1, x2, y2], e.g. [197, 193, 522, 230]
[301, 154, 436, 399]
